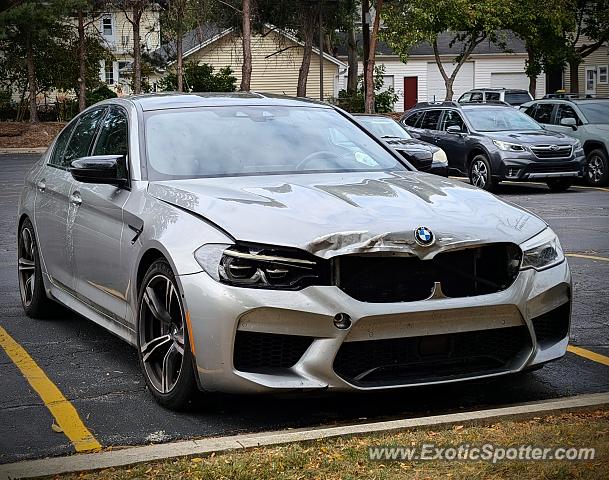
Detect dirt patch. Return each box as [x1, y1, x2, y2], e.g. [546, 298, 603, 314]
[0, 122, 65, 148]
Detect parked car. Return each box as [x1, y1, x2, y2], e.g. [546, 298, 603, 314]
[19, 93, 571, 409]
[458, 88, 533, 107]
[354, 114, 448, 176]
[520, 98, 609, 186]
[400, 102, 585, 192]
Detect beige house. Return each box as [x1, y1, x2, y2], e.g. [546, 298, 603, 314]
[150, 25, 347, 100]
[562, 36, 609, 97]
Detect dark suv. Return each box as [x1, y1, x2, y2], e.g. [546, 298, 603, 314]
[400, 102, 586, 192]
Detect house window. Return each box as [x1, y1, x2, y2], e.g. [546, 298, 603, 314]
[102, 15, 113, 37]
[104, 61, 114, 85]
[599, 66, 608, 85]
[117, 61, 129, 81]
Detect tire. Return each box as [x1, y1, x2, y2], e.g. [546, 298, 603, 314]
[546, 179, 573, 192]
[137, 259, 199, 410]
[468, 154, 497, 192]
[18, 218, 58, 318]
[586, 148, 609, 186]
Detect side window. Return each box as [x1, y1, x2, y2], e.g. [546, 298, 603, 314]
[420, 110, 442, 130]
[555, 105, 581, 126]
[486, 92, 500, 101]
[532, 103, 554, 124]
[524, 104, 537, 118]
[49, 121, 77, 167]
[92, 107, 129, 179]
[459, 93, 471, 103]
[62, 108, 106, 168]
[440, 110, 466, 131]
[470, 92, 483, 103]
[403, 111, 424, 128]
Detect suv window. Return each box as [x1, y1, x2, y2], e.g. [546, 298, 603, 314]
[403, 111, 424, 128]
[49, 121, 78, 167]
[62, 108, 106, 168]
[470, 92, 483, 103]
[485, 92, 501, 101]
[505, 92, 532, 106]
[420, 110, 442, 130]
[532, 103, 554, 124]
[459, 93, 471, 103]
[440, 110, 466, 132]
[555, 104, 582, 126]
[93, 107, 128, 157]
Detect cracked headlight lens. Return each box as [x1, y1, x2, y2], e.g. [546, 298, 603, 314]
[493, 140, 526, 152]
[520, 228, 565, 271]
[194, 244, 328, 289]
[432, 148, 448, 165]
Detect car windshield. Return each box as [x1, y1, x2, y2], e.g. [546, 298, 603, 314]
[145, 106, 406, 179]
[464, 107, 543, 132]
[357, 116, 412, 139]
[578, 102, 609, 124]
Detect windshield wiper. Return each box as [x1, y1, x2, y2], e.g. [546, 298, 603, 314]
[381, 135, 405, 139]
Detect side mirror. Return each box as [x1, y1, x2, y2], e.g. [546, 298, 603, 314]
[446, 125, 463, 134]
[69, 155, 127, 186]
[560, 117, 578, 130]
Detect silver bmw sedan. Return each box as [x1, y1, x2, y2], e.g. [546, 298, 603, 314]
[18, 93, 571, 409]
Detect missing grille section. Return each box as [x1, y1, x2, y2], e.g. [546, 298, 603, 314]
[233, 331, 314, 373]
[336, 243, 521, 303]
[333, 326, 530, 387]
[531, 302, 571, 347]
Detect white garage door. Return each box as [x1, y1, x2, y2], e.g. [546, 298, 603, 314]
[427, 62, 474, 101]
[491, 72, 529, 90]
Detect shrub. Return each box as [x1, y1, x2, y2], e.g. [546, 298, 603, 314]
[158, 62, 237, 92]
[333, 65, 399, 113]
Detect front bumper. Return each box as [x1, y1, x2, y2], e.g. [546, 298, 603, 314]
[491, 150, 586, 181]
[179, 260, 571, 394]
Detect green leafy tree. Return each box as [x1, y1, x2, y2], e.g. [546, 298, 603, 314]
[383, 0, 514, 101]
[158, 62, 237, 91]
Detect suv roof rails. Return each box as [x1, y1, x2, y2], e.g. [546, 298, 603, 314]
[412, 101, 460, 109]
[460, 100, 511, 106]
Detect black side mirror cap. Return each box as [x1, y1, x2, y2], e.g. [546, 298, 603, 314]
[69, 155, 127, 186]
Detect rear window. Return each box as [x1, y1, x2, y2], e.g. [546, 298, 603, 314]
[403, 111, 424, 128]
[505, 92, 533, 105]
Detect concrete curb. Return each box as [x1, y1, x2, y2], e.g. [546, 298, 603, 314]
[2, 392, 608, 479]
[0, 148, 47, 155]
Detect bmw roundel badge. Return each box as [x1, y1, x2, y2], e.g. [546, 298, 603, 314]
[414, 226, 435, 246]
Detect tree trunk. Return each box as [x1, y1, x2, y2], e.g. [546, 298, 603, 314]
[361, 0, 370, 103]
[297, 25, 313, 97]
[364, 0, 383, 113]
[346, 27, 357, 94]
[444, 78, 454, 101]
[569, 58, 581, 94]
[77, 9, 87, 111]
[240, 0, 252, 91]
[25, 33, 38, 123]
[526, 45, 537, 97]
[132, 7, 143, 94]
[176, 23, 184, 91]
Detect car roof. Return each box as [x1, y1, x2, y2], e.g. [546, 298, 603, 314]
[526, 97, 609, 105]
[106, 92, 332, 112]
[466, 88, 529, 93]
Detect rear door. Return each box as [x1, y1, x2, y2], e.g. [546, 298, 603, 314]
[72, 106, 132, 322]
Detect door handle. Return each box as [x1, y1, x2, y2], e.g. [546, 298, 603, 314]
[36, 179, 45, 192]
[70, 192, 82, 206]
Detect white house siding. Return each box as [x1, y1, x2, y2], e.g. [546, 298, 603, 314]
[339, 54, 546, 111]
[426, 61, 474, 101]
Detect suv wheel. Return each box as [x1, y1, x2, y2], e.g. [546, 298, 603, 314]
[586, 149, 608, 186]
[546, 179, 573, 192]
[469, 155, 496, 191]
[137, 259, 199, 410]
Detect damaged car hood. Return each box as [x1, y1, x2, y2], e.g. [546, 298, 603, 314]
[148, 171, 547, 259]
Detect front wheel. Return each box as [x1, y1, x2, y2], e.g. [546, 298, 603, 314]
[586, 148, 608, 186]
[546, 179, 573, 192]
[468, 155, 497, 192]
[137, 259, 198, 410]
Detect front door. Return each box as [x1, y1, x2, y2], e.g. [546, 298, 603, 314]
[72, 106, 131, 321]
[403, 77, 418, 110]
[585, 66, 597, 96]
[436, 110, 469, 172]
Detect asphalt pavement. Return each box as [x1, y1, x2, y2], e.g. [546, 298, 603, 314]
[1, 154, 608, 464]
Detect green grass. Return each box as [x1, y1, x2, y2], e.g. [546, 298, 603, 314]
[51, 408, 609, 480]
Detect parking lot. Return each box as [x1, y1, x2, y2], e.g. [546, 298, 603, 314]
[1, 153, 608, 465]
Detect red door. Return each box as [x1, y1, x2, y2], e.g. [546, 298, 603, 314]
[403, 77, 418, 110]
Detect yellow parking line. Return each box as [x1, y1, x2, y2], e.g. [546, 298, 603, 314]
[0, 326, 101, 453]
[568, 345, 609, 367]
[566, 253, 609, 262]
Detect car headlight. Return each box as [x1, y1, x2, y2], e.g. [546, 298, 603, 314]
[432, 148, 448, 165]
[194, 243, 329, 289]
[520, 228, 565, 271]
[573, 139, 582, 150]
[493, 140, 526, 152]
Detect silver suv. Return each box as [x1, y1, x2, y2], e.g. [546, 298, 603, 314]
[521, 98, 609, 186]
[458, 89, 534, 107]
